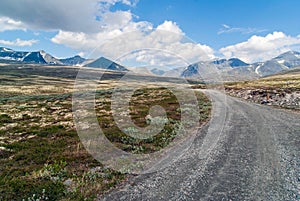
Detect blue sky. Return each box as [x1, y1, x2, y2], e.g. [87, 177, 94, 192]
[0, 0, 299, 65]
[133, 0, 300, 48]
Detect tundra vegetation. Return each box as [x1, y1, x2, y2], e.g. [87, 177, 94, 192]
[0, 64, 211, 200]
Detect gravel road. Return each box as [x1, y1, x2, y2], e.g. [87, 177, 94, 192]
[100, 90, 300, 201]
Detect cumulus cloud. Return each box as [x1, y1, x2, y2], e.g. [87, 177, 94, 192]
[220, 32, 300, 63]
[157, 21, 183, 35]
[0, 38, 38, 46]
[52, 20, 214, 66]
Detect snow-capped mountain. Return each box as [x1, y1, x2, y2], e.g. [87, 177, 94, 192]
[181, 63, 200, 78]
[273, 51, 300, 67]
[0, 47, 29, 62]
[252, 51, 300, 76]
[180, 58, 252, 80]
[179, 51, 300, 80]
[84, 57, 128, 71]
[0, 47, 62, 65]
[0, 47, 127, 72]
[39, 50, 63, 65]
[0, 47, 90, 66]
[22, 51, 47, 64]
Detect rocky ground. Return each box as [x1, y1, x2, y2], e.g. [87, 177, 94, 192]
[225, 87, 300, 110]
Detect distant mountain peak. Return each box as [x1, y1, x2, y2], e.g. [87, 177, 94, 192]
[228, 58, 249, 67]
[181, 64, 199, 77]
[212, 58, 249, 68]
[22, 51, 47, 64]
[59, 55, 86, 66]
[84, 57, 128, 71]
[275, 51, 300, 59]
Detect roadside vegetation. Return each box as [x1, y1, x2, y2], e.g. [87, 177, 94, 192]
[225, 68, 300, 110]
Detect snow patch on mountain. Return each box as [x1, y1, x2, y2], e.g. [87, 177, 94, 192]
[0, 47, 13, 52]
[21, 52, 31, 62]
[255, 63, 263, 75]
[39, 50, 47, 59]
[39, 50, 63, 65]
[0, 56, 14, 61]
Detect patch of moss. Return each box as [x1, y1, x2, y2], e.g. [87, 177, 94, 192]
[0, 113, 13, 125]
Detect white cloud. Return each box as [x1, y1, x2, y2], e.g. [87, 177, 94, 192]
[77, 52, 86, 57]
[0, 38, 38, 46]
[124, 49, 187, 68]
[100, 10, 133, 30]
[222, 24, 230, 29]
[52, 20, 214, 66]
[220, 32, 300, 63]
[157, 21, 183, 35]
[218, 24, 267, 35]
[0, 17, 26, 32]
[98, 0, 138, 6]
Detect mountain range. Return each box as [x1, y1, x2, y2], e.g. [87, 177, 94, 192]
[1, 47, 299, 80]
[0, 47, 131, 72]
[0, 47, 86, 66]
[177, 51, 300, 80]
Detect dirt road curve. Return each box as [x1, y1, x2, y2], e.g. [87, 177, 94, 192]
[100, 90, 300, 201]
